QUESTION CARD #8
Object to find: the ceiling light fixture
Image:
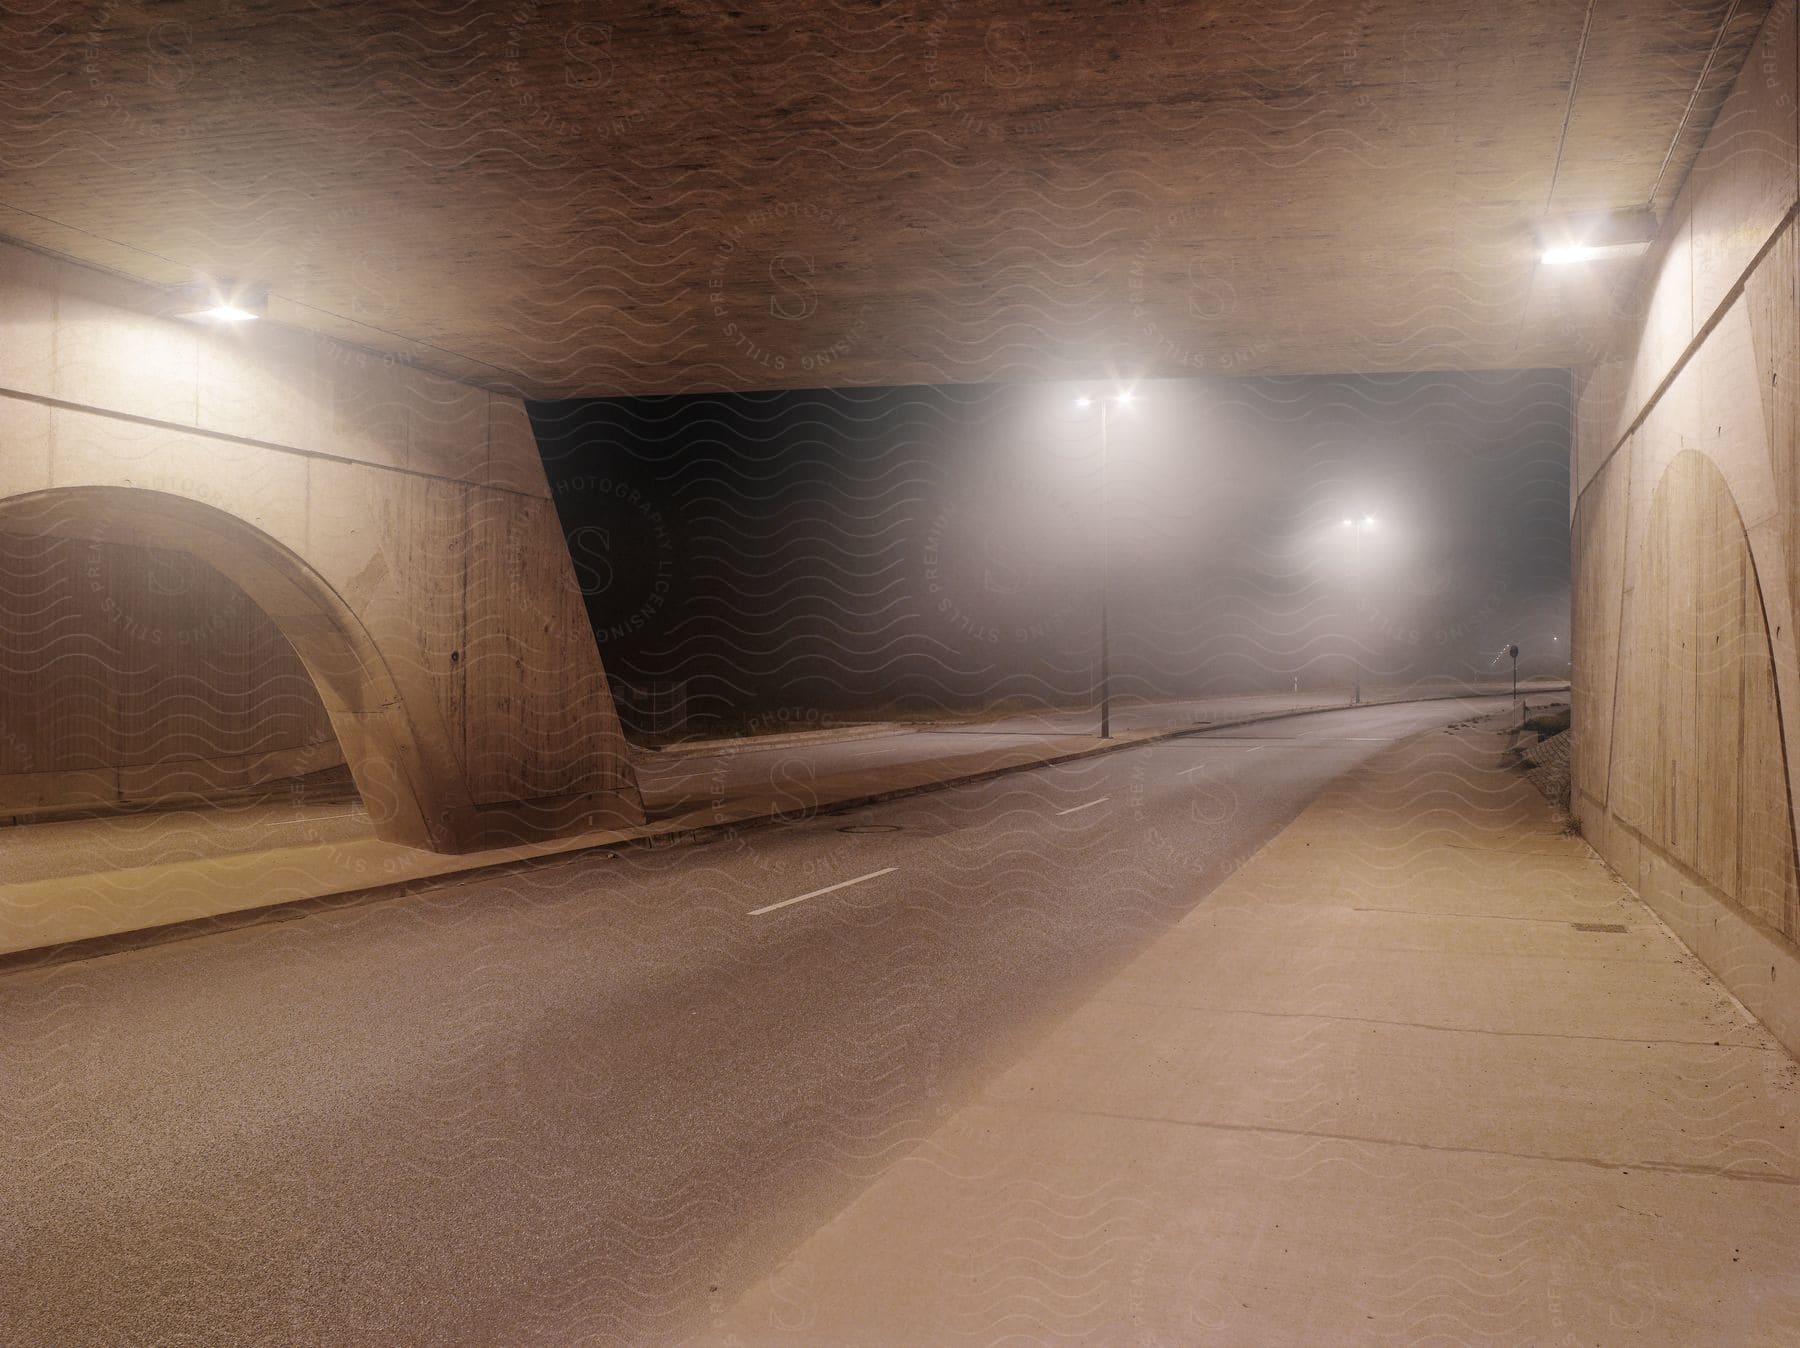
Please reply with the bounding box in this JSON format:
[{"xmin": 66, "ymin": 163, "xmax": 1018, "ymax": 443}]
[
  {"xmin": 1541, "ymin": 241, "xmax": 1650, "ymax": 265},
  {"xmin": 1536, "ymin": 208, "xmax": 1657, "ymax": 266},
  {"xmin": 170, "ymin": 279, "xmax": 268, "ymax": 324}
]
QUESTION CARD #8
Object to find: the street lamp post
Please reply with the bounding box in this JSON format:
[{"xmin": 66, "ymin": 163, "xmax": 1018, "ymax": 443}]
[
  {"xmin": 1341, "ymin": 514, "xmax": 1377, "ymax": 706},
  {"xmin": 1099, "ymin": 396, "xmax": 1111, "ymax": 739},
  {"xmin": 1075, "ymin": 391, "xmax": 1133, "ymax": 738}
]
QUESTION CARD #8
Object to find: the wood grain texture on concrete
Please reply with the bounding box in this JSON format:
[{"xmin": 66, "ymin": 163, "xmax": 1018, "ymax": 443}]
[
  {"xmin": 0, "ymin": 237, "xmax": 642, "ymax": 853},
  {"xmin": 1573, "ymin": 1, "xmax": 1800, "ymax": 1059},
  {"xmin": 0, "ymin": 1, "xmax": 1774, "ymax": 395},
  {"xmin": 705, "ymin": 718, "xmax": 1800, "ymax": 1346}
]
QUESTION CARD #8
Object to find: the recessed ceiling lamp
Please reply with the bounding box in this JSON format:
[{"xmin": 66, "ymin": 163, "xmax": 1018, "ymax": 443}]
[
  {"xmin": 172, "ymin": 279, "xmax": 267, "ymax": 323},
  {"xmin": 1537, "ymin": 209, "xmax": 1656, "ymax": 265},
  {"xmin": 1542, "ymin": 241, "xmax": 1651, "ymax": 265}
]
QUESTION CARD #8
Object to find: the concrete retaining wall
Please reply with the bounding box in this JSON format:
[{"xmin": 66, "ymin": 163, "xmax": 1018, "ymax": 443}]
[{"xmin": 1572, "ymin": 2, "xmax": 1800, "ymax": 1053}]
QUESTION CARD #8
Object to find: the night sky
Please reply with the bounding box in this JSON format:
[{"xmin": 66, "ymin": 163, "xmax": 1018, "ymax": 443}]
[{"xmin": 531, "ymin": 371, "xmax": 1570, "ymax": 734}]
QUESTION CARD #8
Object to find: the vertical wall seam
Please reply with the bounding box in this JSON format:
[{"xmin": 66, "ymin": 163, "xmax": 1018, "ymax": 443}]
[
  {"xmin": 45, "ymin": 287, "xmax": 56, "ymax": 482},
  {"xmin": 1605, "ymin": 447, "xmax": 1632, "ymax": 817},
  {"xmin": 460, "ymin": 482, "xmax": 471, "ymax": 785},
  {"xmin": 1737, "ymin": 537, "xmax": 1750, "ymax": 905}
]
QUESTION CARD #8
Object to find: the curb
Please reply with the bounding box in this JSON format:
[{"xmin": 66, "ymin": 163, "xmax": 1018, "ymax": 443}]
[
  {"xmin": 2, "ymin": 687, "xmax": 1563, "ymax": 972},
  {"xmin": 638, "ymin": 722, "xmax": 912, "ymax": 759}
]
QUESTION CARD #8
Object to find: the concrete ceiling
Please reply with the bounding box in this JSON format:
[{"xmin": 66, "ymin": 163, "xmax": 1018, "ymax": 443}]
[{"xmin": 0, "ymin": 1, "xmax": 1772, "ymax": 397}]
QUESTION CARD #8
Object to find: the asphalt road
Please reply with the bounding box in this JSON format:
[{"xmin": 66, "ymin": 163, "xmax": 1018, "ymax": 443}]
[{"xmin": 0, "ymin": 696, "xmax": 1517, "ymax": 1346}]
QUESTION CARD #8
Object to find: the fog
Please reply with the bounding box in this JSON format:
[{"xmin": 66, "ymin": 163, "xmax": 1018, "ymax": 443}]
[{"xmin": 533, "ymin": 371, "xmax": 1569, "ymax": 734}]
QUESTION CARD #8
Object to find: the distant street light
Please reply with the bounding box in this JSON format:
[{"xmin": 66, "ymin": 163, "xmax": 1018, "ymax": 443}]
[
  {"xmin": 1074, "ymin": 390, "xmax": 1136, "ymax": 738},
  {"xmin": 1340, "ymin": 514, "xmax": 1378, "ymax": 705}
]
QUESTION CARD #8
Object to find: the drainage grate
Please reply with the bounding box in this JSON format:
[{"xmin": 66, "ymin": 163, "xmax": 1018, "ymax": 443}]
[{"xmin": 1572, "ymin": 922, "xmax": 1630, "ymax": 933}]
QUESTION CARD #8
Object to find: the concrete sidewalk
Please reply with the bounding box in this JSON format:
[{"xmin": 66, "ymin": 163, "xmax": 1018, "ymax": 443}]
[
  {"xmin": 0, "ymin": 726, "xmax": 1123, "ymax": 956},
  {"xmin": 701, "ymin": 713, "xmax": 1800, "ymax": 1345},
  {"xmin": 0, "ymin": 685, "xmax": 1562, "ymax": 958}
]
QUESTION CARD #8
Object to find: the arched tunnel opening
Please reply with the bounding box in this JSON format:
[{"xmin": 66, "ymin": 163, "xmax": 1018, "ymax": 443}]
[
  {"xmin": 0, "ymin": 526, "xmax": 361, "ymax": 828},
  {"xmin": 0, "ymin": 486, "xmax": 447, "ymax": 853}
]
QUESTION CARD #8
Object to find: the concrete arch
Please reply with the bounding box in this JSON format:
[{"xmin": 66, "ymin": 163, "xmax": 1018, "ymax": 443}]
[
  {"xmin": 0, "ymin": 485, "xmax": 448, "ymax": 850},
  {"xmin": 0, "ymin": 238, "xmax": 640, "ymax": 879},
  {"xmin": 1608, "ymin": 448, "xmax": 1800, "ymax": 937}
]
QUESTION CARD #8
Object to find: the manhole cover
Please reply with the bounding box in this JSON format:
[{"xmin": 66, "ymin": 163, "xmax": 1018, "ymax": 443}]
[
  {"xmin": 837, "ymin": 824, "xmax": 903, "ymax": 834},
  {"xmin": 1571, "ymin": 922, "xmax": 1629, "ymax": 933}
]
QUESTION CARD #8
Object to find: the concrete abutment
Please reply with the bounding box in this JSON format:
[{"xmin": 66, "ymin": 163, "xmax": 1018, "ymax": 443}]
[
  {"xmin": 1572, "ymin": 1, "xmax": 1800, "ymax": 1056},
  {"xmin": 0, "ymin": 239, "xmax": 642, "ymax": 854}
]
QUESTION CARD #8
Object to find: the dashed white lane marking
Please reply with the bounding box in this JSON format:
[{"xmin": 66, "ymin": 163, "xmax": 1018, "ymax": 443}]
[
  {"xmin": 749, "ymin": 867, "xmax": 899, "ymax": 916},
  {"xmin": 1179, "ymin": 746, "xmax": 1265, "ymax": 773},
  {"xmin": 1056, "ymin": 797, "xmax": 1111, "ymax": 816}
]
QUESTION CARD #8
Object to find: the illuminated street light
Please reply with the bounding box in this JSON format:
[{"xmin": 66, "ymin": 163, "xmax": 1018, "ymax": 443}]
[{"xmin": 1072, "ymin": 391, "xmax": 1136, "ymax": 739}]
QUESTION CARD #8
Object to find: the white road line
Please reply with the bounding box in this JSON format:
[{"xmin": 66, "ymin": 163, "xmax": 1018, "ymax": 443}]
[
  {"xmin": 1179, "ymin": 746, "xmax": 1263, "ymax": 774},
  {"xmin": 1056, "ymin": 796, "xmax": 1110, "ymax": 816},
  {"xmin": 749, "ymin": 867, "xmax": 899, "ymax": 916}
]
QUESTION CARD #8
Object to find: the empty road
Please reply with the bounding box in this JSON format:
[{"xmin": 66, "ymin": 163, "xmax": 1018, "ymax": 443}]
[{"xmin": 2, "ymin": 696, "xmax": 1520, "ymax": 1346}]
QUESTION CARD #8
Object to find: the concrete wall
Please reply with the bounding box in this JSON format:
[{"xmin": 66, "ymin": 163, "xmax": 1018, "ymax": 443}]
[
  {"xmin": 1572, "ymin": 2, "xmax": 1800, "ymax": 1052},
  {"xmin": 0, "ymin": 238, "xmax": 642, "ymax": 853},
  {"xmin": 0, "ymin": 532, "xmax": 343, "ymax": 818}
]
